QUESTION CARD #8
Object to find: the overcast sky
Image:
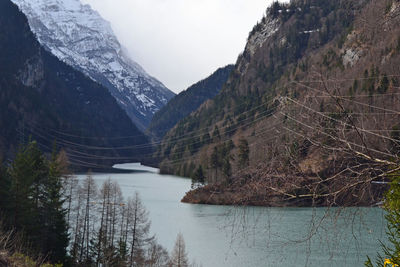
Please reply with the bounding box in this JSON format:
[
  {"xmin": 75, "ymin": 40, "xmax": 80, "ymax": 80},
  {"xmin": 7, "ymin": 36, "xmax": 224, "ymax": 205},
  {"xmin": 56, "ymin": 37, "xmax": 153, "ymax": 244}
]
[{"xmin": 81, "ymin": 0, "xmax": 282, "ymax": 93}]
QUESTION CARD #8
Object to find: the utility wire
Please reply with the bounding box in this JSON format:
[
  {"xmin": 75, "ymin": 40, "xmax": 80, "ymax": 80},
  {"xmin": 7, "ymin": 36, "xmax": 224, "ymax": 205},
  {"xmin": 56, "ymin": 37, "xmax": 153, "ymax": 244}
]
[{"xmin": 286, "ymin": 97, "xmax": 400, "ymax": 143}]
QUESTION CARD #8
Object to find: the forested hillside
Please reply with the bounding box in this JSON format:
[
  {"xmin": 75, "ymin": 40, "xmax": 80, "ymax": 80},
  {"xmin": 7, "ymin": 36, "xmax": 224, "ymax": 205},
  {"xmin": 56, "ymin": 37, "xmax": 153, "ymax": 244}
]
[
  {"xmin": 12, "ymin": 0, "xmax": 175, "ymax": 131},
  {"xmin": 0, "ymin": 141, "xmax": 174, "ymax": 266},
  {"xmin": 0, "ymin": 0, "xmax": 150, "ymax": 169},
  {"xmin": 148, "ymin": 65, "xmax": 234, "ymax": 139},
  {"xmin": 158, "ymin": 0, "xmax": 400, "ymax": 206}
]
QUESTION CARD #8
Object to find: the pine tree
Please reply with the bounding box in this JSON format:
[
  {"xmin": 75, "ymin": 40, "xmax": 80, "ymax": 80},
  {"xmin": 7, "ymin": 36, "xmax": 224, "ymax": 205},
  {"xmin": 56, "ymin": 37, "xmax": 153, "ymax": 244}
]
[
  {"xmin": 378, "ymin": 75, "xmax": 389, "ymax": 94},
  {"xmin": 8, "ymin": 142, "xmax": 44, "ymax": 232},
  {"xmin": 191, "ymin": 166, "xmax": 205, "ymax": 189},
  {"xmin": 0, "ymin": 161, "xmax": 11, "ymax": 222},
  {"xmin": 4, "ymin": 141, "xmax": 69, "ymax": 263},
  {"xmin": 220, "ymin": 141, "xmax": 234, "ymax": 182},
  {"xmin": 39, "ymin": 149, "xmax": 70, "ymax": 263},
  {"xmin": 222, "ymin": 156, "xmax": 232, "ymax": 180},
  {"xmin": 210, "ymin": 147, "xmax": 220, "ymax": 183},
  {"xmin": 365, "ymin": 172, "xmax": 400, "ymax": 266},
  {"xmin": 237, "ymin": 138, "xmax": 250, "ymax": 169}
]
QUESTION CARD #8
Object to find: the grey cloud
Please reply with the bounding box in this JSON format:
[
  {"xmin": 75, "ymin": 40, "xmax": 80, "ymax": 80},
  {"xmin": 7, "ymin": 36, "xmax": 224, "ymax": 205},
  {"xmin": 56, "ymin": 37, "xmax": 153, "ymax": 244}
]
[{"xmin": 81, "ymin": 0, "xmax": 284, "ymax": 93}]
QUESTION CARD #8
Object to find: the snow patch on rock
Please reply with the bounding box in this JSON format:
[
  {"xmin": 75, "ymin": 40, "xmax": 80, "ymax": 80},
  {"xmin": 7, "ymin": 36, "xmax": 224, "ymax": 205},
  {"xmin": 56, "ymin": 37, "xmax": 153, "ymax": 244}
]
[
  {"xmin": 18, "ymin": 55, "xmax": 44, "ymax": 87},
  {"xmin": 12, "ymin": 0, "xmax": 175, "ymax": 129},
  {"xmin": 341, "ymin": 31, "xmax": 365, "ymax": 68},
  {"xmin": 342, "ymin": 48, "xmax": 362, "ymax": 67},
  {"xmin": 246, "ymin": 17, "xmax": 279, "ymax": 55}
]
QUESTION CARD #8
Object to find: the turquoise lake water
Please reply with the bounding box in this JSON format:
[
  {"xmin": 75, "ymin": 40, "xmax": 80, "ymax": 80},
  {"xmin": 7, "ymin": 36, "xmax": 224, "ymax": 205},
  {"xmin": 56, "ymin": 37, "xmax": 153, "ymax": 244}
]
[{"xmin": 77, "ymin": 163, "xmax": 387, "ymax": 267}]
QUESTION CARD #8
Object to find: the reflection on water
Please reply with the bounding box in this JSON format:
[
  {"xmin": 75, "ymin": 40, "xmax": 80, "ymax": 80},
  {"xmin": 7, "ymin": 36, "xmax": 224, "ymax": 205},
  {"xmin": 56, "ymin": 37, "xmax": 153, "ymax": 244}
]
[{"xmin": 77, "ymin": 163, "xmax": 387, "ymax": 267}]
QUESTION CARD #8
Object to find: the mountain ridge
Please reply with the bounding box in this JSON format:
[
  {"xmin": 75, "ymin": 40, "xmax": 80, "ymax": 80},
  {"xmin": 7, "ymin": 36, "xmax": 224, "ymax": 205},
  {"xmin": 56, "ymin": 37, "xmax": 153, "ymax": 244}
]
[
  {"xmin": 0, "ymin": 0, "xmax": 150, "ymax": 168},
  {"xmin": 12, "ymin": 0, "xmax": 175, "ymax": 130},
  {"xmin": 149, "ymin": 65, "xmax": 234, "ymax": 139},
  {"xmin": 158, "ymin": 0, "xmax": 400, "ymax": 206}
]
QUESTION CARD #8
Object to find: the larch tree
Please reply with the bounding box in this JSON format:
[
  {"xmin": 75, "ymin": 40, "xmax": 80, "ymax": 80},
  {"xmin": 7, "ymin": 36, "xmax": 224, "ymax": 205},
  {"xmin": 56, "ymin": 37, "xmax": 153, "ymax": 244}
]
[
  {"xmin": 70, "ymin": 182, "xmax": 83, "ymax": 261},
  {"xmin": 127, "ymin": 192, "xmax": 154, "ymax": 267},
  {"xmin": 96, "ymin": 178, "xmax": 113, "ymax": 265},
  {"xmin": 170, "ymin": 233, "xmax": 189, "ymax": 267},
  {"xmin": 145, "ymin": 241, "xmax": 170, "ymax": 267},
  {"xmin": 78, "ymin": 172, "xmax": 98, "ymax": 264},
  {"xmin": 63, "ymin": 174, "xmax": 78, "ymax": 227},
  {"xmin": 101, "ymin": 179, "xmax": 124, "ymax": 265}
]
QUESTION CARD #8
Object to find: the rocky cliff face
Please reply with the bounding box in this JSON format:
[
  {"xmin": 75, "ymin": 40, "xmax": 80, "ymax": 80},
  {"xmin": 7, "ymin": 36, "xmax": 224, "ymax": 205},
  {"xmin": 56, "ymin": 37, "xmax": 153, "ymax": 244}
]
[
  {"xmin": 159, "ymin": 0, "xmax": 400, "ymax": 206},
  {"xmin": 0, "ymin": 0, "xmax": 150, "ymax": 167},
  {"xmin": 11, "ymin": 0, "xmax": 175, "ymax": 130}
]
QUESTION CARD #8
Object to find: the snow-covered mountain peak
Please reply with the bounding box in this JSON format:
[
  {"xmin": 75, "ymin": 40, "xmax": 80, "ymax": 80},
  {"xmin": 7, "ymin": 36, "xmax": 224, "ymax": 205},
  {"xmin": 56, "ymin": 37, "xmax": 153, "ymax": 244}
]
[
  {"xmin": 12, "ymin": 0, "xmax": 175, "ymax": 130},
  {"xmin": 27, "ymin": 0, "xmax": 85, "ymax": 12}
]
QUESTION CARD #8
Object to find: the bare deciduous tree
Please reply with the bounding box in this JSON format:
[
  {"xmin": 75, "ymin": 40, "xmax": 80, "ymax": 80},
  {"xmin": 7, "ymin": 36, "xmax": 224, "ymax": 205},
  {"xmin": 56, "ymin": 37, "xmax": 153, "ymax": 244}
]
[
  {"xmin": 127, "ymin": 192, "xmax": 154, "ymax": 267},
  {"xmin": 169, "ymin": 233, "xmax": 189, "ymax": 267}
]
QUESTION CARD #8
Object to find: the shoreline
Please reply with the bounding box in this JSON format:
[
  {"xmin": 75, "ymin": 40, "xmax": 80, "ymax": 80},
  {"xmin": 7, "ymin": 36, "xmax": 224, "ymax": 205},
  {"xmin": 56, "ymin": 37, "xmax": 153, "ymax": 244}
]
[{"xmin": 181, "ymin": 182, "xmax": 386, "ymax": 208}]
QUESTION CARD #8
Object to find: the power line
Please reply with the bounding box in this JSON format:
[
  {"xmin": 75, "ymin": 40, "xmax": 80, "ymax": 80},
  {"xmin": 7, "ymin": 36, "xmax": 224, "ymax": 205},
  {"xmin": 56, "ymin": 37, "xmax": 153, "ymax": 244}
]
[
  {"xmin": 15, "ymin": 74, "xmax": 400, "ymax": 170},
  {"xmin": 20, "ymin": 73, "xmax": 400, "ymax": 148},
  {"xmin": 280, "ymin": 111, "xmax": 395, "ymax": 159},
  {"xmin": 19, "ymin": 108, "xmax": 284, "ymax": 166},
  {"xmin": 24, "ymin": 103, "xmax": 279, "ymax": 152},
  {"xmin": 285, "ymin": 96, "xmax": 400, "ymax": 144},
  {"xmin": 25, "ymin": 87, "xmax": 279, "ymax": 142},
  {"xmin": 294, "ymin": 81, "xmax": 400, "ymax": 115}
]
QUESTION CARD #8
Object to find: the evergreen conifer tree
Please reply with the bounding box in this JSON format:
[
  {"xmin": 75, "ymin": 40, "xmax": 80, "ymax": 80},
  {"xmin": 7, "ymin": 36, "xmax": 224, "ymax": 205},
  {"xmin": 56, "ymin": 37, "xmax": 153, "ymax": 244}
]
[
  {"xmin": 366, "ymin": 172, "xmax": 400, "ymax": 266},
  {"xmin": 39, "ymin": 149, "xmax": 70, "ymax": 263},
  {"xmin": 191, "ymin": 166, "xmax": 205, "ymax": 189},
  {"xmin": 210, "ymin": 147, "xmax": 220, "ymax": 182},
  {"xmin": 5, "ymin": 141, "xmax": 69, "ymax": 263},
  {"xmin": 9, "ymin": 142, "xmax": 45, "ymax": 240},
  {"xmin": 0, "ymin": 161, "xmax": 11, "ymax": 222},
  {"xmin": 237, "ymin": 138, "xmax": 250, "ymax": 169}
]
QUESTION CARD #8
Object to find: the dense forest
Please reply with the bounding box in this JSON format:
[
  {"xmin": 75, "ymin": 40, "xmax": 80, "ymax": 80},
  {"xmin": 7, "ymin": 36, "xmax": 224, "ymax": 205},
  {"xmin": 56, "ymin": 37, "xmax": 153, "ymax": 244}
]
[
  {"xmin": 149, "ymin": 65, "xmax": 234, "ymax": 139},
  {"xmin": 0, "ymin": 0, "xmax": 150, "ymax": 169}
]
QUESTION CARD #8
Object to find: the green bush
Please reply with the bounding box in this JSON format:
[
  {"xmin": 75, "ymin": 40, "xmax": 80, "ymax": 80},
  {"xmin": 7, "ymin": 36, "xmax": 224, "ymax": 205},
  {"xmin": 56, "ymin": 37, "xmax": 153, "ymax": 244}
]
[{"xmin": 365, "ymin": 171, "xmax": 400, "ymax": 267}]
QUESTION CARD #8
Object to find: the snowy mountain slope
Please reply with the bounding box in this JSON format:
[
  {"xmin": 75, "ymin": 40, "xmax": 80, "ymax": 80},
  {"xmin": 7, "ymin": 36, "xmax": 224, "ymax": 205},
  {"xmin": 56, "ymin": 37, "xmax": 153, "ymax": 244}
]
[
  {"xmin": 0, "ymin": 0, "xmax": 151, "ymax": 165},
  {"xmin": 11, "ymin": 0, "xmax": 175, "ymax": 130}
]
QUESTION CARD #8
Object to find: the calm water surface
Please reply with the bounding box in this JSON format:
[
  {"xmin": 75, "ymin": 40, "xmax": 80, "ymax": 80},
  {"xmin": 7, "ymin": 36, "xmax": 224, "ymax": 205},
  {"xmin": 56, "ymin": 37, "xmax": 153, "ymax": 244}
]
[{"xmin": 77, "ymin": 163, "xmax": 386, "ymax": 267}]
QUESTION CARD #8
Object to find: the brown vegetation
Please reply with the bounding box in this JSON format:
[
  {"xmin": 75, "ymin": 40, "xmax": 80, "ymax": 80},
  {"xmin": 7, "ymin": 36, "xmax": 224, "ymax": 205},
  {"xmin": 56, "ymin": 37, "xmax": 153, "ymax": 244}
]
[
  {"xmin": 162, "ymin": 0, "xmax": 400, "ymax": 207},
  {"xmin": 0, "ymin": 225, "xmax": 56, "ymax": 267}
]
